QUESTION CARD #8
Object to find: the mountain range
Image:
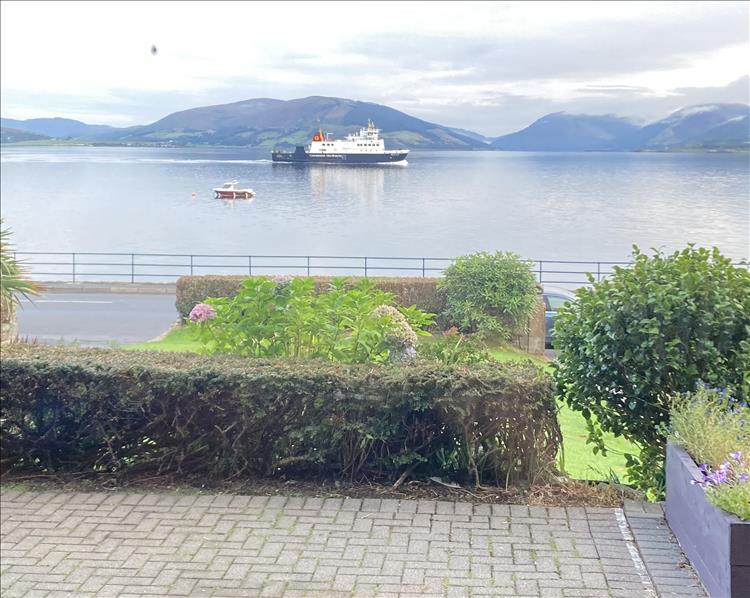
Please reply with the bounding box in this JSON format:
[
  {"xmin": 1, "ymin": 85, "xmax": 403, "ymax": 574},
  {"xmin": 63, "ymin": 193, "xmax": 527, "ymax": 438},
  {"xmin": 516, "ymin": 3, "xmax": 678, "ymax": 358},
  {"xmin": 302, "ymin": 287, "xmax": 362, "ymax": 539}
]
[
  {"xmin": 490, "ymin": 104, "xmax": 749, "ymax": 151},
  {"xmin": 2, "ymin": 97, "xmax": 748, "ymax": 151}
]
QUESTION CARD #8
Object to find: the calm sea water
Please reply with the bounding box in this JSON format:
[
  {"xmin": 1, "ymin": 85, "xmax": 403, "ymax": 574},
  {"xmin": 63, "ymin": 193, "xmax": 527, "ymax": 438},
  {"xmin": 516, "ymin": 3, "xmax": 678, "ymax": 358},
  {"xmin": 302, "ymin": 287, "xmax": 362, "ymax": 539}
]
[{"xmin": 1, "ymin": 146, "xmax": 748, "ymax": 268}]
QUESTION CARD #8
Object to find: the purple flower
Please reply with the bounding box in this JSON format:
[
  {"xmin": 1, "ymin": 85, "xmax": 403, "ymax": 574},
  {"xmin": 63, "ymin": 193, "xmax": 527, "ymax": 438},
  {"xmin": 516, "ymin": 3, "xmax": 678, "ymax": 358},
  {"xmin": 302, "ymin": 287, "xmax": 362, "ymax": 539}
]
[
  {"xmin": 707, "ymin": 469, "xmax": 730, "ymax": 486},
  {"xmin": 189, "ymin": 303, "xmax": 216, "ymax": 323},
  {"xmin": 740, "ymin": 474, "xmax": 749, "ymax": 483},
  {"xmin": 730, "ymin": 451, "xmax": 743, "ymax": 462}
]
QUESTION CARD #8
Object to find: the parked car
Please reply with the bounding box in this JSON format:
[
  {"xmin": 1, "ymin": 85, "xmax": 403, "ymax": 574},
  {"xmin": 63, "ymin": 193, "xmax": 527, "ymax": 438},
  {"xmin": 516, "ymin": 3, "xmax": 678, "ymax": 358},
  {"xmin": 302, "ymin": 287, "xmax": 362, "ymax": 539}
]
[{"xmin": 543, "ymin": 286, "xmax": 577, "ymax": 348}]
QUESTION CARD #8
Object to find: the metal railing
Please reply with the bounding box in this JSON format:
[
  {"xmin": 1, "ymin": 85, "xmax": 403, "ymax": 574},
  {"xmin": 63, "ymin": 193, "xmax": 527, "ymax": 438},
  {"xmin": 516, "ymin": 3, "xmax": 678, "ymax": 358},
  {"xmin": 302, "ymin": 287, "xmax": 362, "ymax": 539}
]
[{"xmin": 10, "ymin": 251, "xmax": 653, "ymax": 287}]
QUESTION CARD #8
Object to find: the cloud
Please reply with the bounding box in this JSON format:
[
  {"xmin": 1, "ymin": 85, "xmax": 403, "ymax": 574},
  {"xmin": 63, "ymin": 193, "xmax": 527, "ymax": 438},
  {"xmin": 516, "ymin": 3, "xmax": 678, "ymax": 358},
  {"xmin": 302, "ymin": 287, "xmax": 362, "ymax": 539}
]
[
  {"xmin": 340, "ymin": 5, "xmax": 748, "ymax": 82},
  {"xmin": 1, "ymin": 1, "xmax": 747, "ymax": 134}
]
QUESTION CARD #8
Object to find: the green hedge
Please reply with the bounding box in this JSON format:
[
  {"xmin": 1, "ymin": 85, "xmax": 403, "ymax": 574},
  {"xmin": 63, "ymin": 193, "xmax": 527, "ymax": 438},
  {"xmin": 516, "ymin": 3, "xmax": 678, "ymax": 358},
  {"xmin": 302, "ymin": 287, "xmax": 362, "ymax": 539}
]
[
  {"xmin": 0, "ymin": 345, "xmax": 560, "ymax": 486},
  {"xmin": 175, "ymin": 275, "xmax": 446, "ymax": 321}
]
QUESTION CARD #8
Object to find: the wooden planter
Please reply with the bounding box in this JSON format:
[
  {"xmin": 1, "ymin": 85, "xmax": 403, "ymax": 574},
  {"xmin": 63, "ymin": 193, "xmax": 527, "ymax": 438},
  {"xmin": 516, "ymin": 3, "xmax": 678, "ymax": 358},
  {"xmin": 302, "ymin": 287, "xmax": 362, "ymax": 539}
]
[{"xmin": 666, "ymin": 442, "xmax": 750, "ymax": 598}]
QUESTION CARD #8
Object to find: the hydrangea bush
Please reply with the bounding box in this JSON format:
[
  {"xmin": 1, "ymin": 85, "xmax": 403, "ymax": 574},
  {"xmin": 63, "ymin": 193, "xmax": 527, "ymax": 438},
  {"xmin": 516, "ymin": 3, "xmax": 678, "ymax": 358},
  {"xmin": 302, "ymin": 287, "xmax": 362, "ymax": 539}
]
[
  {"xmin": 189, "ymin": 276, "xmax": 434, "ymax": 364},
  {"xmin": 188, "ymin": 303, "xmax": 216, "ymax": 323}
]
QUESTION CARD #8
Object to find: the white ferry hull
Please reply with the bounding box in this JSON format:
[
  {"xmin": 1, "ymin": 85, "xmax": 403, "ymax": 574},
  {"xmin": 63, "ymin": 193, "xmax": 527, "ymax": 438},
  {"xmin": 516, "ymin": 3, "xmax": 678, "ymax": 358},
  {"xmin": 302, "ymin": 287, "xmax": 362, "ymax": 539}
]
[{"xmin": 272, "ymin": 147, "xmax": 409, "ymax": 164}]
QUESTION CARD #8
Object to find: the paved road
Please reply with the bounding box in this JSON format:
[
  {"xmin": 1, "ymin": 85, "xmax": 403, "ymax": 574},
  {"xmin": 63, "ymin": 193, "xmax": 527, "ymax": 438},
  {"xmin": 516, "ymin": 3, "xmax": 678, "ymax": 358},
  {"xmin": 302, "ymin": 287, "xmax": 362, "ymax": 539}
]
[
  {"xmin": 16, "ymin": 293, "xmax": 178, "ymax": 346},
  {"xmin": 0, "ymin": 490, "xmax": 704, "ymax": 598}
]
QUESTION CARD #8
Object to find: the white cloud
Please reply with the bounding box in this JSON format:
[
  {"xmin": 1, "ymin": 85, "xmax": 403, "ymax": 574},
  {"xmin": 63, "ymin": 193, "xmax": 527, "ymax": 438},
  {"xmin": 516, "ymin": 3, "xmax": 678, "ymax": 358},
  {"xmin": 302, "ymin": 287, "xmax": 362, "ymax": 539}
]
[{"xmin": 1, "ymin": 0, "xmax": 748, "ymax": 133}]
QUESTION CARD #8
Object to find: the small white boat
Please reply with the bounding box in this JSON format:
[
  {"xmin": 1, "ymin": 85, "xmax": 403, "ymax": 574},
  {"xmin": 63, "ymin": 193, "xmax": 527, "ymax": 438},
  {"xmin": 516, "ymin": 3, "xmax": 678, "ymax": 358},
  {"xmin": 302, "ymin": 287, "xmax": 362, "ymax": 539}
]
[{"xmin": 213, "ymin": 180, "xmax": 254, "ymax": 199}]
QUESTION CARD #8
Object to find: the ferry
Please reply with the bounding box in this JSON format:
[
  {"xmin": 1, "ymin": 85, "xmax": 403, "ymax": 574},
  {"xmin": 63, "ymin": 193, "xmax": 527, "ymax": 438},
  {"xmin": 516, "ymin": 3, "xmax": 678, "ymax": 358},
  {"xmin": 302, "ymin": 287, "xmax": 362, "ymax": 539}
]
[{"xmin": 272, "ymin": 120, "xmax": 409, "ymax": 164}]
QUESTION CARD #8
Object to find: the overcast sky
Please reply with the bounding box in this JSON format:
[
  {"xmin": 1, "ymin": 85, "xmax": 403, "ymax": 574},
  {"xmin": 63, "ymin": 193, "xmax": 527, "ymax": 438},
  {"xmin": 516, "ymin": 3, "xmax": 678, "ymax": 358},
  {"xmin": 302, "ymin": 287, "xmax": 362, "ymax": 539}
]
[{"xmin": 1, "ymin": 0, "xmax": 748, "ymax": 135}]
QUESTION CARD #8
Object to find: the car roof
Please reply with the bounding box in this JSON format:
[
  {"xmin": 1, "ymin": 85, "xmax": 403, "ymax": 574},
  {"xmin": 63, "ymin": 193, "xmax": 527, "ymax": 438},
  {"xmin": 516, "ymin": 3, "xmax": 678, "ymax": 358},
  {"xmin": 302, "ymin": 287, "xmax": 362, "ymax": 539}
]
[{"xmin": 542, "ymin": 286, "xmax": 578, "ymax": 299}]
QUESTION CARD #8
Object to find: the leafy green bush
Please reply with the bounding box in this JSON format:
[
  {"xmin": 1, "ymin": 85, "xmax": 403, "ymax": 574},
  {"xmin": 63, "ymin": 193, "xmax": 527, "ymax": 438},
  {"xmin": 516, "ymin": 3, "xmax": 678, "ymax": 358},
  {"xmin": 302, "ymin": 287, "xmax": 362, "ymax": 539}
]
[
  {"xmin": 438, "ymin": 251, "xmax": 538, "ymax": 339},
  {"xmin": 417, "ymin": 329, "xmax": 494, "ymax": 365},
  {"xmin": 0, "ymin": 344, "xmax": 561, "ymax": 487},
  {"xmin": 189, "ymin": 277, "xmax": 433, "ymax": 364},
  {"xmin": 554, "ymin": 246, "xmax": 750, "ymax": 497},
  {"xmin": 176, "ymin": 275, "xmax": 446, "ymax": 321}
]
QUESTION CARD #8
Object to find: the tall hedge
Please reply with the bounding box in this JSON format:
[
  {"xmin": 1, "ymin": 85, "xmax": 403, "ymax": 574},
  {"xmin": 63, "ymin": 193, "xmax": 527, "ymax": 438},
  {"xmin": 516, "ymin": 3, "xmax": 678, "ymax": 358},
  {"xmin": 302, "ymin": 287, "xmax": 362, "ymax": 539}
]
[
  {"xmin": 0, "ymin": 345, "xmax": 560, "ymax": 486},
  {"xmin": 175, "ymin": 275, "xmax": 446, "ymax": 321}
]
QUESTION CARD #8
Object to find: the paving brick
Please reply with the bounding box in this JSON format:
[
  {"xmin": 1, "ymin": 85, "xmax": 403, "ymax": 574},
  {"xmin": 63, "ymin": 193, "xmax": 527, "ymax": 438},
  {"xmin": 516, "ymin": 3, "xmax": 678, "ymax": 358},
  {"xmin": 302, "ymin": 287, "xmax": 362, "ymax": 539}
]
[{"xmin": 1, "ymin": 490, "xmax": 709, "ymax": 598}]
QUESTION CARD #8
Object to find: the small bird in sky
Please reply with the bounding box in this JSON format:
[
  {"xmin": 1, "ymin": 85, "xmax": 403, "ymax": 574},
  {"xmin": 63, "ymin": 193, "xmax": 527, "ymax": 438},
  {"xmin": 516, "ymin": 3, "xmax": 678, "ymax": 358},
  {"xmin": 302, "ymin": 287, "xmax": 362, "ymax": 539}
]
[{"xmin": 151, "ymin": 45, "xmax": 158, "ymax": 56}]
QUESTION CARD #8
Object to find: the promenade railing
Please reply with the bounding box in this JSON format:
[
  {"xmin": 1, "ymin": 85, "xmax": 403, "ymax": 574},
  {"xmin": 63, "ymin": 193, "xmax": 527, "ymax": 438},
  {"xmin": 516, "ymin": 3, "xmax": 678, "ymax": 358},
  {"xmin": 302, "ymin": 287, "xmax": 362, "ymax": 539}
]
[
  {"xmin": 12, "ymin": 251, "xmax": 749, "ymax": 288},
  {"xmin": 11, "ymin": 251, "xmax": 641, "ymax": 287}
]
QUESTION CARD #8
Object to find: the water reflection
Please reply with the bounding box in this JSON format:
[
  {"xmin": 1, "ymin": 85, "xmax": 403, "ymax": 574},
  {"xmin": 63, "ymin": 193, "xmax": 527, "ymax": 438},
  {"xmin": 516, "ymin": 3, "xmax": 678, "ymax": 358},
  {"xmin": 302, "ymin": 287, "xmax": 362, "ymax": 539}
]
[{"xmin": 307, "ymin": 165, "xmax": 386, "ymax": 206}]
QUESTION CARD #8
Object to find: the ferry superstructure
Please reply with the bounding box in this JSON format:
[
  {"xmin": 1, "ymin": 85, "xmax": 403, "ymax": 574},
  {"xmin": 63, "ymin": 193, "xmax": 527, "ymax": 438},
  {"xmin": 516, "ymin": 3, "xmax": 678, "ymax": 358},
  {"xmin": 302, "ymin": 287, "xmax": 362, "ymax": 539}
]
[{"xmin": 272, "ymin": 120, "xmax": 408, "ymax": 164}]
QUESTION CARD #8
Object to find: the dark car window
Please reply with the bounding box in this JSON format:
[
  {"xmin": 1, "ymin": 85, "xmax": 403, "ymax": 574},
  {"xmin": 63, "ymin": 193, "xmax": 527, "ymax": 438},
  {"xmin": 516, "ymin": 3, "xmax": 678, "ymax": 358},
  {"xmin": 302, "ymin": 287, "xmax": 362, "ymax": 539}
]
[{"xmin": 546, "ymin": 295, "xmax": 570, "ymax": 312}]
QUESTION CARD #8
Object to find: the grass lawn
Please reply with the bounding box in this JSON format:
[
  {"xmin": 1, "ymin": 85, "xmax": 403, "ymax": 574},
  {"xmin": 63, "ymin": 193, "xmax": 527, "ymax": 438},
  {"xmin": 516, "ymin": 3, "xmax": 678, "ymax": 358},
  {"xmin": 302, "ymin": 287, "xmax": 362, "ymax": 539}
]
[
  {"xmin": 127, "ymin": 329, "xmax": 637, "ymax": 484},
  {"xmin": 488, "ymin": 345, "xmax": 636, "ymax": 483},
  {"xmin": 125, "ymin": 327, "xmax": 202, "ymax": 352}
]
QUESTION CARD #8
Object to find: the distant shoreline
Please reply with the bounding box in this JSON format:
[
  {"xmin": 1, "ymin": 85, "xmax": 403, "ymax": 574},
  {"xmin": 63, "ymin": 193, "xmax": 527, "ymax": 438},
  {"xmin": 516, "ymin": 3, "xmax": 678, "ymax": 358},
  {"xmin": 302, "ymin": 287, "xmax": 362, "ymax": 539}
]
[{"xmin": 1, "ymin": 140, "xmax": 748, "ymax": 154}]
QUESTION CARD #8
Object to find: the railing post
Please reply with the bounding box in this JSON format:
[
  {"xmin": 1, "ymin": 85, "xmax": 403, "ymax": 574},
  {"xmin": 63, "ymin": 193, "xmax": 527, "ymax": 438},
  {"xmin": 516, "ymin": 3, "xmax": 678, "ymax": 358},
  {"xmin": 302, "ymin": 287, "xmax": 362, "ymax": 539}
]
[
  {"xmin": 190, "ymin": 255, "xmax": 194, "ymax": 276},
  {"xmin": 306, "ymin": 256, "xmax": 310, "ymax": 276},
  {"xmin": 72, "ymin": 253, "xmax": 76, "ymax": 282},
  {"xmin": 131, "ymin": 253, "xmax": 135, "ymax": 283},
  {"xmin": 597, "ymin": 262, "xmax": 601, "ymax": 282},
  {"xmin": 364, "ymin": 256, "xmax": 368, "ymax": 277},
  {"xmin": 422, "ymin": 258, "xmax": 426, "ymax": 277},
  {"xmin": 248, "ymin": 256, "xmax": 252, "ymax": 276},
  {"xmin": 538, "ymin": 260, "xmax": 543, "ymax": 283}
]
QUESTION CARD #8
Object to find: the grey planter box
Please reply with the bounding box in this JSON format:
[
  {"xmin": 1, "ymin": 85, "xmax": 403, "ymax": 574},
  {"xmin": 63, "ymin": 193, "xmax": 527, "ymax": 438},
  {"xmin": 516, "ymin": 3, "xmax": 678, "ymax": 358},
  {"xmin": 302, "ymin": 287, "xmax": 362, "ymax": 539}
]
[{"xmin": 666, "ymin": 442, "xmax": 750, "ymax": 598}]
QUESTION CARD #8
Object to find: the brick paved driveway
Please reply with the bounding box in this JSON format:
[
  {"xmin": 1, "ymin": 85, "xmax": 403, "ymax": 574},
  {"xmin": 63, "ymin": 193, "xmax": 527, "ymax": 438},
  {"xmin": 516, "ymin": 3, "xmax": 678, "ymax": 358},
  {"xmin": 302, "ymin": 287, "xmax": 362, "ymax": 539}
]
[{"xmin": 0, "ymin": 490, "xmax": 705, "ymax": 597}]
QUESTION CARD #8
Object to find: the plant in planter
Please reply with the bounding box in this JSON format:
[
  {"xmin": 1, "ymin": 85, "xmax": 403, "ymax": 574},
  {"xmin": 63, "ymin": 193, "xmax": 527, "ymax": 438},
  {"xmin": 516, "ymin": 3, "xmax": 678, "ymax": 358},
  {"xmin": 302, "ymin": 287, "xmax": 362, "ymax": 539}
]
[
  {"xmin": 666, "ymin": 386, "xmax": 750, "ymax": 598},
  {"xmin": 693, "ymin": 451, "xmax": 750, "ymax": 521}
]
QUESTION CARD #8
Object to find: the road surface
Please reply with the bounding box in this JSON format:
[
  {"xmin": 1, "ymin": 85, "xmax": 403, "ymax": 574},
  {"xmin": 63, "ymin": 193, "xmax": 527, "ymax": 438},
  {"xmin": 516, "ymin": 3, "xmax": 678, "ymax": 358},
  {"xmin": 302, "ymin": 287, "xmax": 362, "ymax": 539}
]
[{"xmin": 16, "ymin": 293, "xmax": 178, "ymax": 347}]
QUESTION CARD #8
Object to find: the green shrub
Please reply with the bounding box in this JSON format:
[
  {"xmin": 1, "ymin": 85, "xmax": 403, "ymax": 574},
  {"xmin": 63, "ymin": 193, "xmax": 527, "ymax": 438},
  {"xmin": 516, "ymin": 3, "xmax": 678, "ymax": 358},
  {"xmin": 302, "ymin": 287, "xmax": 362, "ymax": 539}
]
[
  {"xmin": 438, "ymin": 251, "xmax": 538, "ymax": 339},
  {"xmin": 417, "ymin": 329, "xmax": 494, "ymax": 365},
  {"xmin": 0, "ymin": 344, "xmax": 561, "ymax": 487},
  {"xmin": 190, "ymin": 277, "xmax": 434, "ymax": 364},
  {"xmin": 554, "ymin": 246, "xmax": 750, "ymax": 497},
  {"xmin": 176, "ymin": 275, "xmax": 445, "ymax": 321}
]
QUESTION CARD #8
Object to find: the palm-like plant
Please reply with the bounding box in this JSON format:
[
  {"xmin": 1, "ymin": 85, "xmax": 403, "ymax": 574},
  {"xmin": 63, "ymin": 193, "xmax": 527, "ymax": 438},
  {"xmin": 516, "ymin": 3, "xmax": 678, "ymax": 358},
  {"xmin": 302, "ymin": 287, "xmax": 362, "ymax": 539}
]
[{"xmin": 0, "ymin": 221, "xmax": 40, "ymax": 323}]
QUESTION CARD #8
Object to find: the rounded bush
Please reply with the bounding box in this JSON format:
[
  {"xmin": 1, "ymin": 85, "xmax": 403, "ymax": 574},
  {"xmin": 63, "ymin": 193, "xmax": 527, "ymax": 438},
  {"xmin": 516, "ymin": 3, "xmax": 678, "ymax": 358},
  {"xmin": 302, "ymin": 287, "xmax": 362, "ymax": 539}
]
[
  {"xmin": 438, "ymin": 251, "xmax": 538, "ymax": 339},
  {"xmin": 553, "ymin": 246, "xmax": 750, "ymax": 496}
]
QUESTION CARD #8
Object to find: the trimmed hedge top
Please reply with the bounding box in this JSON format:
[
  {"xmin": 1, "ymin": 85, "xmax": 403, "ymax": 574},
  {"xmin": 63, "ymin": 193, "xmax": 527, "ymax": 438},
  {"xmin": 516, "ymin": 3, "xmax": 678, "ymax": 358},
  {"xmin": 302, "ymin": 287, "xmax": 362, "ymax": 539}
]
[
  {"xmin": 175, "ymin": 275, "xmax": 446, "ymax": 320},
  {"xmin": 1, "ymin": 344, "xmax": 560, "ymax": 487}
]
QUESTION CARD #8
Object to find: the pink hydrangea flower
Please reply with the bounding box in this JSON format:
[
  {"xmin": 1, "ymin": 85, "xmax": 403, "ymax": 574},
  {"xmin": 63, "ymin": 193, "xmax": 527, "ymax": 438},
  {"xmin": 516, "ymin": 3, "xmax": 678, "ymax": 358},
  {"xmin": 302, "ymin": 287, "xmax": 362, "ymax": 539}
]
[{"xmin": 189, "ymin": 303, "xmax": 216, "ymax": 323}]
